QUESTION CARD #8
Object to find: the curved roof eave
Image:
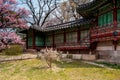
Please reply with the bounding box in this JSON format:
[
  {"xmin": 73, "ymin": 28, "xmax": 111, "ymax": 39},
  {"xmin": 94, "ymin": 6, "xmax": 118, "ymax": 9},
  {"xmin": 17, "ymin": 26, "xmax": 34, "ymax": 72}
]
[
  {"xmin": 20, "ymin": 18, "xmax": 94, "ymax": 33},
  {"xmin": 76, "ymin": 0, "xmax": 112, "ymax": 17},
  {"xmin": 41, "ymin": 18, "xmax": 94, "ymax": 32}
]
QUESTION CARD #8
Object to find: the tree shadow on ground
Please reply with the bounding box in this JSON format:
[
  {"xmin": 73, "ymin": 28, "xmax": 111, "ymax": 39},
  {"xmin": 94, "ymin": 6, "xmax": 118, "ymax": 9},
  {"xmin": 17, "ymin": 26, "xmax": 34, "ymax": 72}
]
[{"xmin": 32, "ymin": 66, "xmax": 50, "ymax": 70}]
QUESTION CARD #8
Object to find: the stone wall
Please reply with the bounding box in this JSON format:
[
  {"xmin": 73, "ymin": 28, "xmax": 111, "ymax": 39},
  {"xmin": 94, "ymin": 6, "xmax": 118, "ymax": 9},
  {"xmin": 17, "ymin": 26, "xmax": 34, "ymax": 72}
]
[
  {"xmin": 61, "ymin": 50, "xmax": 96, "ymax": 60},
  {"xmin": 95, "ymin": 41, "xmax": 120, "ymax": 63},
  {"xmin": 62, "ymin": 54, "xmax": 96, "ymax": 60}
]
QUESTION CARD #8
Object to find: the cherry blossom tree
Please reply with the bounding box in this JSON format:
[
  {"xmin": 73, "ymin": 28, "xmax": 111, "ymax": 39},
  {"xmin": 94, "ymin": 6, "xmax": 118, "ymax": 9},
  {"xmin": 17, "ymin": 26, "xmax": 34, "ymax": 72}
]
[
  {"xmin": 0, "ymin": 32, "xmax": 24, "ymax": 50},
  {"xmin": 0, "ymin": 0, "xmax": 29, "ymax": 28},
  {"xmin": 0, "ymin": 0, "xmax": 29, "ymax": 50}
]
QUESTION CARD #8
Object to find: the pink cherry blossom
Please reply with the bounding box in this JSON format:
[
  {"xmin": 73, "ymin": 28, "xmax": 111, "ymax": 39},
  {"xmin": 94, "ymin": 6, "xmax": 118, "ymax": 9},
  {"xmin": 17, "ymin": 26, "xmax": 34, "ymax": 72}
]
[
  {"xmin": 0, "ymin": 0, "xmax": 28, "ymax": 50},
  {"xmin": 0, "ymin": 0, "xmax": 3, "ymax": 5},
  {"xmin": 9, "ymin": 0, "xmax": 16, "ymax": 4},
  {"xmin": 0, "ymin": 0, "xmax": 29, "ymax": 29},
  {"xmin": 0, "ymin": 32, "xmax": 24, "ymax": 49},
  {"xmin": 18, "ymin": 8, "xmax": 30, "ymax": 16}
]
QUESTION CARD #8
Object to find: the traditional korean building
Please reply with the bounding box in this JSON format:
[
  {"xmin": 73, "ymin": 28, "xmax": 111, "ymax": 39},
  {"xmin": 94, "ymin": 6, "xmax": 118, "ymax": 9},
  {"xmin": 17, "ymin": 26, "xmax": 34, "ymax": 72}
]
[{"xmin": 21, "ymin": 0, "xmax": 120, "ymax": 60}]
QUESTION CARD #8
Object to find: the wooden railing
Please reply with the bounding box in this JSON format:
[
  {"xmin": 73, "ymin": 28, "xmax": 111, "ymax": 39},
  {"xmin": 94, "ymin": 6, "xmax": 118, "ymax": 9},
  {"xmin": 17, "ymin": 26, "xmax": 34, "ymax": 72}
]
[
  {"xmin": 56, "ymin": 32, "xmax": 90, "ymax": 50},
  {"xmin": 91, "ymin": 23, "xmax": 120, "ymax": 42}
]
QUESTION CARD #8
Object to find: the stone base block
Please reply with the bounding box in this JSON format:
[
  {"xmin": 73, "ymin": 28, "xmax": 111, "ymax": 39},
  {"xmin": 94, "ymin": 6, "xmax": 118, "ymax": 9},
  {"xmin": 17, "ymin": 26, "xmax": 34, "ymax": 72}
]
[
  {"xmin": 61, "ymin": 54, "xmax": 96, "ymax": 60},
  {"xmin": 82, "ymin": 54, "xmax": 96, "ymax": 61},
  {"xmin": 72, "ymin": 54, "xmax": 82, "ymax": 60}
]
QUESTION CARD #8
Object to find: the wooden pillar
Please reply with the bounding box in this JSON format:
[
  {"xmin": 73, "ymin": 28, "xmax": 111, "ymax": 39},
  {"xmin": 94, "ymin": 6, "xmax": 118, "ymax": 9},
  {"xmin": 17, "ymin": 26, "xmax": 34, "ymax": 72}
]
[
  {"xmin": 113, "ymin": 40, "xmax": 117, "ymax": 50},
  {"xmin": 113, "ymin": 0, "xmax": 117, "ymax": 28},
  {"xmin": 44, "ymin": 34, "xmax": 46, "ymax": 47},
  {"xmin": 52, "ymin": 31, "xmax": 55, "ymax": 48},
  {"xmin": 77, "ymin": 28, "xmax": 80, "ymax": 42},
  {"xmin": 26, "ymin": 30, "xmax": 28, "ymax": 49},
  {"xmin": 96, "ymin": 11, "xmax": 98, "ymax": 38},
  {"xmin": 113, "ymin": 0, "xmax": 117, "ymax": 50},
  {"xmin": 32, "ymin": 29, "xmax": 36, "ymax": 49},
  {"xmin": 96, "ymin": 14, "xmax": 98, "ymax": 26},
  {"xmin": 64, "ymin": 29, "xmax": 66, "ymax": 43}
]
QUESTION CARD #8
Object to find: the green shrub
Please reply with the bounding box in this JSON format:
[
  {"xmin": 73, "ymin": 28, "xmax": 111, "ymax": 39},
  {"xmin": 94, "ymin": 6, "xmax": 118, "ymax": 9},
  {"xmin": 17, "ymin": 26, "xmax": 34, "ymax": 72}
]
[{"xmin": 3, "ymin": 45, "xmax": 23, "ymax": 55}]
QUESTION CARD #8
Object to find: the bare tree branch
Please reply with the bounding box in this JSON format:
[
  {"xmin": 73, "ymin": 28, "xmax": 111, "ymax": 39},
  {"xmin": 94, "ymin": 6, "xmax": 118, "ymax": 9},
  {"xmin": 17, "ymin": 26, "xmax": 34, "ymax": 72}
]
[
  {"xmin": 51, "ymin": 0, "xmax": 91, "ymax": 22},
  {"xmin": 21, "ymin": 0, "xmax": 59, "ymax": 28}
]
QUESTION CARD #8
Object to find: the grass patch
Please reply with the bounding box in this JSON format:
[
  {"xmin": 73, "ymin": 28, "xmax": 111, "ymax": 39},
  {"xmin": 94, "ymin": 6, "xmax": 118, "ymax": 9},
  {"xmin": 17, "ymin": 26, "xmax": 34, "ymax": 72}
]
[
  {"xmin": 95, "ymin": 62, "xmax": 120, "ymax": 69},
  {"xmin": 0, "ymin": 59, "xmax": 120, "ymax": 80}
]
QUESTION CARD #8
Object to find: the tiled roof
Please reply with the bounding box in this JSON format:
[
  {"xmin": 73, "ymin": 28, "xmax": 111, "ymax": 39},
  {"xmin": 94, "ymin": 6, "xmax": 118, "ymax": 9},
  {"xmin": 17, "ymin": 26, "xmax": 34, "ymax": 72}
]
[
  {"xmin": 32, "ymin": 18, "xmax": 94, "ymax": 32},
  {"xmin": 76, "ymin": 0, "xmax": 111, "ymax": 17},
  {"xmin": 77, "ymin": 0, "xmax": 96, "ymax": 10}
]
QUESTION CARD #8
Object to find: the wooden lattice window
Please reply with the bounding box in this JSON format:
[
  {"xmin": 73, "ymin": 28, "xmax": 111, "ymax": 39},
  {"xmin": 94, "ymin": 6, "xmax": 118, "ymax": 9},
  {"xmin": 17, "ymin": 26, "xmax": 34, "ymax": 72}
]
[
  {"xmin": 107, "ymin": 12, "xmax": 113, "ymax": 24},
  {"xmin": 55, "ymin": 34, "xmax": 63, "ymax": 44},
  {"xmin": 117, "ymin": 9, "xmax": 120, "ymax": 22},
  {"xmin": 66, "ymin": 32, "xmax": 77, "ymax": 43},
  {"xmin": 35, "ymin": 35, "xmax": 44, "ymax": 46},
  {"xmin": 98, "ymin": 15, "xmax": 103, "ymax": 27},
  {"xmin": 28, "ymin": 29, "xmax": 33, "ymax": 47},
  {"xmin": 98, "ymin": 11, "xmax": 113, "ymax": 27},
  {"xmin": 117, "ymin": 0, "xmax": 120, "ymax": 8},
  {"xmin": 80, "ymin": 30, "xmax": 89, "ymax": 40},
  {"xmin": 45, "ymin": 35, "xmax": 52, "ymax": 46},
  {"xmin": 28, "ymin": 37, "xmax": 32, "ymax": 47}
]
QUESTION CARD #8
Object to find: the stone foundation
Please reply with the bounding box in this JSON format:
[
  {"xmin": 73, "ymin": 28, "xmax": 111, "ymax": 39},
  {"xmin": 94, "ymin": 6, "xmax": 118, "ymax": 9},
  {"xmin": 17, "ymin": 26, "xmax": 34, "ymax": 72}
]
[
  {"xmin": 72, "ymin": 54, "xmax": 82, "ymax": 60},
  {"xmin": 82, "ymin": 54, "xmax": 96, "ymax": 60},
  {"xmin": 95, "ymin": 41, "xmax": 120, "ymax": 63},
  {"xmin": 62, "ymin": 54, "xmax": 96, "ymax": 60},
  {"xmin": 61, "ymin": 50, "xmax": 96, "ymax": 60},
  {"xmin": 65, "ymin": 50, "xmax": 89, "ymax": 54}
]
